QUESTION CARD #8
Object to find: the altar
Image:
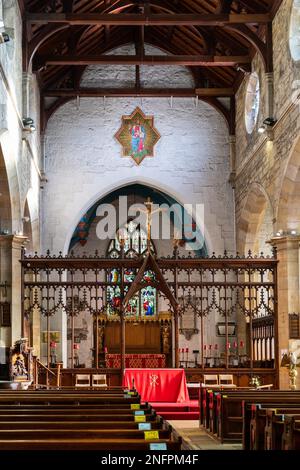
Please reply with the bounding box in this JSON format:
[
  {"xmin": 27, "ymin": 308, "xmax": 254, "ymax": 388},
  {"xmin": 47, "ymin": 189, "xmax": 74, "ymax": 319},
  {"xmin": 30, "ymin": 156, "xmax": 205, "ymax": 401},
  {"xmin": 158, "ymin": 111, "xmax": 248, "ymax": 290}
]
[
  {"xmin": 105, "ymin": 354, "xmax": 166, "ymax": 369},
  {"xmin": 123, "ymin": 368, "xmax": 189, "ymax": 402}
]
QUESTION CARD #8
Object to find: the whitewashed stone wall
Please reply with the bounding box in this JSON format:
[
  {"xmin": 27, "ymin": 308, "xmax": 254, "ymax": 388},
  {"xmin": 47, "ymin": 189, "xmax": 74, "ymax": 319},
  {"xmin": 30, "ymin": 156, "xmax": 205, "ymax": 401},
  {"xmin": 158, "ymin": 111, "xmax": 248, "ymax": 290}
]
[
  {"xmin": 82, "ymin": 44, "xmax": 195, "ymax": 89},
  {"xmin": 43, "ymin": 45, "xmax": 234, "ymax": 257}
]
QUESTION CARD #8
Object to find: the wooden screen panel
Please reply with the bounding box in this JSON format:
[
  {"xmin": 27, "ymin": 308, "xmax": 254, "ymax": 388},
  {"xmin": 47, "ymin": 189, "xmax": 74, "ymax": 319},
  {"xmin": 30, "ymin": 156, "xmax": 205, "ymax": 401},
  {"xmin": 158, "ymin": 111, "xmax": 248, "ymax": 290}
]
[
  {"xmin": 289, "ymin": 313, "xmax": 300, "ymax": 339},
  {"xmin": 0, "ymin": 302, "xmax": 11, "ymax": 327},
  {"xmin": 105, "ymin": 322, "xmax": 161, "ymax": 353}
]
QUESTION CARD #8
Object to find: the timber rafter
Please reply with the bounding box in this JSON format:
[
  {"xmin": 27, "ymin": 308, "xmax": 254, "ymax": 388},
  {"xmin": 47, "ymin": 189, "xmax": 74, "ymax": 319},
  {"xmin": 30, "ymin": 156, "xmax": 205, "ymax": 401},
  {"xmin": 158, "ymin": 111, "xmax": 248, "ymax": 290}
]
[{"xmin": 22, "ymin": 0, "xmax": 283, "ymax": 130}]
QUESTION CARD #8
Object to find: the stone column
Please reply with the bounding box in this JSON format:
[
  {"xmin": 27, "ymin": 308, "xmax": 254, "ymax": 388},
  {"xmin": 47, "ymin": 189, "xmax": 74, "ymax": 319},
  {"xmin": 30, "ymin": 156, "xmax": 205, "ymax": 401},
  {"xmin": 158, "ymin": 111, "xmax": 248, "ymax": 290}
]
[
  {"xmin": 265, "ymin": 72, "xmax": 274, "ymax": 120},
  {"xmin": 11, "ymin": 235, "xmax": 28, "ymax": 344},
  {"xmin": 0, "ymin": 235, "xmax": 13, "ymax": 349},
  {"xmin": 22, "ymin": 72, "xmax": 33, "ymax": 118},
  {"xmin": 269, "ymin": 236, "xmax": 300, "ymax": 389},
  {"xmin": 0, "ymin": 235, "xmax": 27, "ymax": 347},
  {"xmin": 229, "ymin": 135, "xmax": 236, "ymax": 188}
]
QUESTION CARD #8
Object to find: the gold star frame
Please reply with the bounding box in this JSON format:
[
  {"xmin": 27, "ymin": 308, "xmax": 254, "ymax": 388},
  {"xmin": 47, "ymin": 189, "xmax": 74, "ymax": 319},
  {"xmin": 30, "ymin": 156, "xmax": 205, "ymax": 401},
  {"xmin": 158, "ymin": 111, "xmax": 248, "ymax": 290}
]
[{"xmin": 115, "ymin": 107, "xmax": 161, "ymax": 165}]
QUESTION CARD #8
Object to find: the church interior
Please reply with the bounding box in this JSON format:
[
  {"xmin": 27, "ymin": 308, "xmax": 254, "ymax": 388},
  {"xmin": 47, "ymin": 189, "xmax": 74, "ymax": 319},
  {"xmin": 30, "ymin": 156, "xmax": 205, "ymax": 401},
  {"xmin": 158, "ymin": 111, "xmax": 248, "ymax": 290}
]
[{"xmin": 1, "ymin": 0, "xmax": 300, "ymax": 454}]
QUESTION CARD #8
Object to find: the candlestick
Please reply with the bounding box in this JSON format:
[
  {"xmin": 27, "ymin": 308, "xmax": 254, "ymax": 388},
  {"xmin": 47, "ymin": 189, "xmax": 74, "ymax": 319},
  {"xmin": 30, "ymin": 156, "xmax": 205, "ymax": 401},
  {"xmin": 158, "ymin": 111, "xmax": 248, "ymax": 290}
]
[{"xmin": 185, "ymin": 348, "xmax": 189, "ymax": 365}]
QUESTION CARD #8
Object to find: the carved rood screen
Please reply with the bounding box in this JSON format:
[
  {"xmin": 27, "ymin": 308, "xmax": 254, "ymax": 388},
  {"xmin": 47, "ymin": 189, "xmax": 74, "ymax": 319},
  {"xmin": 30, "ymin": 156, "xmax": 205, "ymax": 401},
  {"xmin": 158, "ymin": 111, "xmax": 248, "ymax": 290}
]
[{"xmin": 21, "ymin": 249, "xmax": 278, "ymax": 370}]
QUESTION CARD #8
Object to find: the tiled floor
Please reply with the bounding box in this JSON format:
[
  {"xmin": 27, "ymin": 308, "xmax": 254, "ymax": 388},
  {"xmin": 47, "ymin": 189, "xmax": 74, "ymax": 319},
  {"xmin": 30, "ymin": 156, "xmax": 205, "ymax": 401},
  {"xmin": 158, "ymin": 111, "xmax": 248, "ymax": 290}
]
[{"xmin": 168, "ymin": 420, "xmax": 242, "ymax": 450}]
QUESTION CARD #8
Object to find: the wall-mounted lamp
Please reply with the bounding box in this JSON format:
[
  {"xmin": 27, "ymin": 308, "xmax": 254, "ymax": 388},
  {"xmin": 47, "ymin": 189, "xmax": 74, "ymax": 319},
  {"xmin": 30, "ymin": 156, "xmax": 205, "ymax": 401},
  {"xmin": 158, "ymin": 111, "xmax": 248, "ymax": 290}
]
[
  {"xmin": 0, "ymin": 30, "xmax": 9, "ymax": 44},
  {"xmin": 258, "ymin": 117, "xmax": 277, "ymax": 140},
  {"xmin": 0, "ymin": 17, "xmax": 14, "ymax": 44},
  {"xmin": 22, "ymin": 117, "xmax": 36, "ymax": 132},
  {"xmin": 275, "ymin": 229, "xmax": 299, "ymax": 237},
  {"xmin": 258, "ymin": 124, "xmax": 267, "ymax": 134}
]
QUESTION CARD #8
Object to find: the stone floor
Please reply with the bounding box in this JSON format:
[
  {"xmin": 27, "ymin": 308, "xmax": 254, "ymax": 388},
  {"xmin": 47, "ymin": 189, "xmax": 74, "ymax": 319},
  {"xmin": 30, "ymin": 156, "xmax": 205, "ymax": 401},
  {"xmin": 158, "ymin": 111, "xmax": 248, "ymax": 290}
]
[{"xmin": 168, "ymin": 420, "xmax": 243, "ymax": 450}]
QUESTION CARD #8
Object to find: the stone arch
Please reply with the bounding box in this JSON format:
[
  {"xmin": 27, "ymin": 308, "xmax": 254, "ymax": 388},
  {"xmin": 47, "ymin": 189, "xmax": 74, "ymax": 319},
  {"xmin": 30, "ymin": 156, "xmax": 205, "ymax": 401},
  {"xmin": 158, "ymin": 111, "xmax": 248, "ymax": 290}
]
[
  {"xmin": 0, "ymin": 146, "xmax": 12, "ymax": 234},
  {"xmin": 276, "ymin": 135, "xmax": 300, "ymax": 232},
  {"xmin": 0, "ymin": 130, "xmax": 21, "ymax": 233},
  {"xmin": 237, "ymin": 182, "xmax": 274, "ymax": 255},
  {"xmin": 22, "ymin": 199, "xmax": 33, "ymax": 253},
  {"xmin": 22, "ymin": 188, "xmax": 39, "ymax": 253},
  {"xmin": 63, "ymin": 178, "xmax": 211, "ymax": 256}
]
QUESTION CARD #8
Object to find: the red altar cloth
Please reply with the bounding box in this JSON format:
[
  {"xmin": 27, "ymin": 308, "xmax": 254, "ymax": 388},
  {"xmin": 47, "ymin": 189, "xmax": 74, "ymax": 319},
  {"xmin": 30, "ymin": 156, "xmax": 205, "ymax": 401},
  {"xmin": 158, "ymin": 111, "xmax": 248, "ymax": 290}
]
[
  {"xmin": 105, "ymin": 354, "xmax": 166, "ymax": 369},
  {"xmin": 123, "ymin": 368, "xmax": 189, "ymax": 403}
]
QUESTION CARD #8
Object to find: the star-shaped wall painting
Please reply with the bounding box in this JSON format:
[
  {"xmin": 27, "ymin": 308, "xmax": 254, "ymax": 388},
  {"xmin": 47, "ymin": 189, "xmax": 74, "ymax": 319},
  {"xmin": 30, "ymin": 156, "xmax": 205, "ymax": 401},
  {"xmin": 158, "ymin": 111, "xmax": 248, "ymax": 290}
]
[{"xmin": 114, "ymin": 107, "xmax": 161, "ymax": 165}]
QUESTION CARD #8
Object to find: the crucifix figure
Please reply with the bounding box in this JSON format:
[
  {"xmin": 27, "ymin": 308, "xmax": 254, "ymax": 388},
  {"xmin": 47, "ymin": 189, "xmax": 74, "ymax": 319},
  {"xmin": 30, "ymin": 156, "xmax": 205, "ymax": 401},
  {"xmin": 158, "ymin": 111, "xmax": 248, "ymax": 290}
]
[{"xmin": 143, "ymin": 197, "xmax": 166, "ymax": 252}]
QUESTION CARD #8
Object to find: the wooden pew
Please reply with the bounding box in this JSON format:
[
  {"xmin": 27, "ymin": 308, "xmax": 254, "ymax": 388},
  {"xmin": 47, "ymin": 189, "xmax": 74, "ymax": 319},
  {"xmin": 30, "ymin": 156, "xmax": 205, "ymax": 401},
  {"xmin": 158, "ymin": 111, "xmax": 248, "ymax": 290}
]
[
  {"xmin": 214, "ymin": 391, "xmax": 300, "ymax": 443},
  {"xmin": 0, "ymin": 429, "xmax": 173, "ymax": 440},
  {"xmin": 264, "ymin": 409, "xmax": 300, "ymax": 450},
  {"xmin": 0, "ymin": 419, "xmax": 165, "ymax": 430},
  {"xmin": 0, "ymin": 388, "xmax": 182, "ymax": 450},
  {"xmin": 200, "ymin": 386, "xmax": 252, "ymax": 431},
  {"xmin": 242, "ymin": 399, "xmax": 300, "ymax": 449},
  {"xmin": 0, "ymin": 438, "xmax": 182, "ymax": 451},
  {"xmin": 244, "ymin": 404, "xmax": 300, "ymax": 450},
  {"xmin": 0, "ymin": 411, "xmax": 158, "ymax": 421},
  {"xmin": 282, "ymin": 416, "xmax": 300, "ymax": 450},
  {"xmin": 0, "ymin": 396, "xmax": 141, "ymax": 405}
]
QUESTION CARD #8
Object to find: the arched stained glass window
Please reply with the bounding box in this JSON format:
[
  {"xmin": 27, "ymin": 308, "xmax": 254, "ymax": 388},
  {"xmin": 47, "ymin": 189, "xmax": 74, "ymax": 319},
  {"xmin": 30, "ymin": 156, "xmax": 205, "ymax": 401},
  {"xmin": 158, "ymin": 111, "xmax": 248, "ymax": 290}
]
[
  {"xmin": 290, "ymin": 0, "xmax": 300, "ymax": 61},
  {"xmin": 245, "ymin": 72, "xmax": 260, "ymax": 134},
  {"xmin": 107, "ymin": 220, "xmax": 155, "ymax": 258},
  {"xmin": 106, "ymin": 221, "xmax": 157, "ymax": 318}
]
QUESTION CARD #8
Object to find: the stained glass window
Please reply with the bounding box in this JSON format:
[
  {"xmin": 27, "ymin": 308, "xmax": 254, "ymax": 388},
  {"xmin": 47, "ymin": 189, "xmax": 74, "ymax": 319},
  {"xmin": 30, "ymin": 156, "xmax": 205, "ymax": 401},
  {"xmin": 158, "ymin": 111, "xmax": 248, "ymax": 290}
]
[
  {"xmin": 245, "ymin": 72, "xmax": 260, "ymax": 134},
  {"xmin": 106, "ymin": 221, "xmax": 157, "ymax": 318},
  {"xmin": 290, "ymin": 1, "xmax": 300, "ymax": 61}
]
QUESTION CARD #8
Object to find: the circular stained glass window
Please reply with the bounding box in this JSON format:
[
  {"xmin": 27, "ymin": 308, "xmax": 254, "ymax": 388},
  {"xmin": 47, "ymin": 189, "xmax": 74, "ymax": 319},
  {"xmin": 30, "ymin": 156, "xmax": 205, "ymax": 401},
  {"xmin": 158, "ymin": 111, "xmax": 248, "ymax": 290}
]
[
  {"xmin": 289, "ymin": 0, "xmax": 300, "ymax": 61},
  {"xmin": 245, "ymin": 72, "xmax": 260, "ymax": 134}
]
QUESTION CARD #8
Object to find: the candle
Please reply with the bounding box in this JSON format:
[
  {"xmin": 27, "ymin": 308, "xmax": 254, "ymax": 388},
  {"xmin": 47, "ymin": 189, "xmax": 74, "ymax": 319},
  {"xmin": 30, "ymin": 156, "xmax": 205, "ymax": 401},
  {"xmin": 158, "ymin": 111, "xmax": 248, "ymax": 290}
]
[
  {"xmin": 204, "ymin": 345, "xmax": 207, "ymax": 351},
  {"xmin": 185, "ymin": 347, "xmax": 189, "ymax": 353},
  {"xmin": 227, "ymin": 342, "xmax": 231, "ymax": 350},
  {"xmin": 215, "ymin": 344, "xmax": 218, "ymax": 350},
  {"xmin": 104, "ymin": 346, "xmax": 108, "ymax": 353},
  {"xmin": 233, "ymin": 341, "xmax": 238, "ymax": 349},
  {"xmin": 50, "ymin": 342, "xmax": 56, "ymax": 348},
  {"xmin": 240, "ymin": 340, "xmax": 244, "ymax": 348},
  {"xmin": 73, "ymin": 343, "xmax": 80, "ymax": 350}
]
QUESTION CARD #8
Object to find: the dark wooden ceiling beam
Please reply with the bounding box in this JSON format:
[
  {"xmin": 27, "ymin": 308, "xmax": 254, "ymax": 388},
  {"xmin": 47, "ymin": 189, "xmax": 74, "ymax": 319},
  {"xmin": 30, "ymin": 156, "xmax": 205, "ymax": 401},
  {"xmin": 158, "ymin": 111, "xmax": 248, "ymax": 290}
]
[
  {"xmin": 26, "ymin": 12, "xmax": 271, "ymax": 26},
  {"xmin": 36, "ymin": 54, "xmax": 251, "ymax": 67},
  {"xmin": 43, "ymin": 87, "xmax": 234, "ymax": 97},
  {"xmin": 28, "ymin": 24, "xmax": 70, "ymax": 68},
  {"xmin": 236, "ymin": 0, "xmax": 267, "ymax": 14},
  {"xmin": 225, "ymin": 24, "xmax": 268, "ymax": 70},
  {"xmin": 62, "ymin": 0, "xmax": 74, "ymax": 13},
  {"xmin": 218, "ymin": 0, "xmax": 233, "ymax": 14},
  {"xmin": 271, "ymin": 0, "xmax": 284, "ymax": 19},
  {"xmin": 17, "ymin": 0, "xmax": 25, "ymax": 16}
]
